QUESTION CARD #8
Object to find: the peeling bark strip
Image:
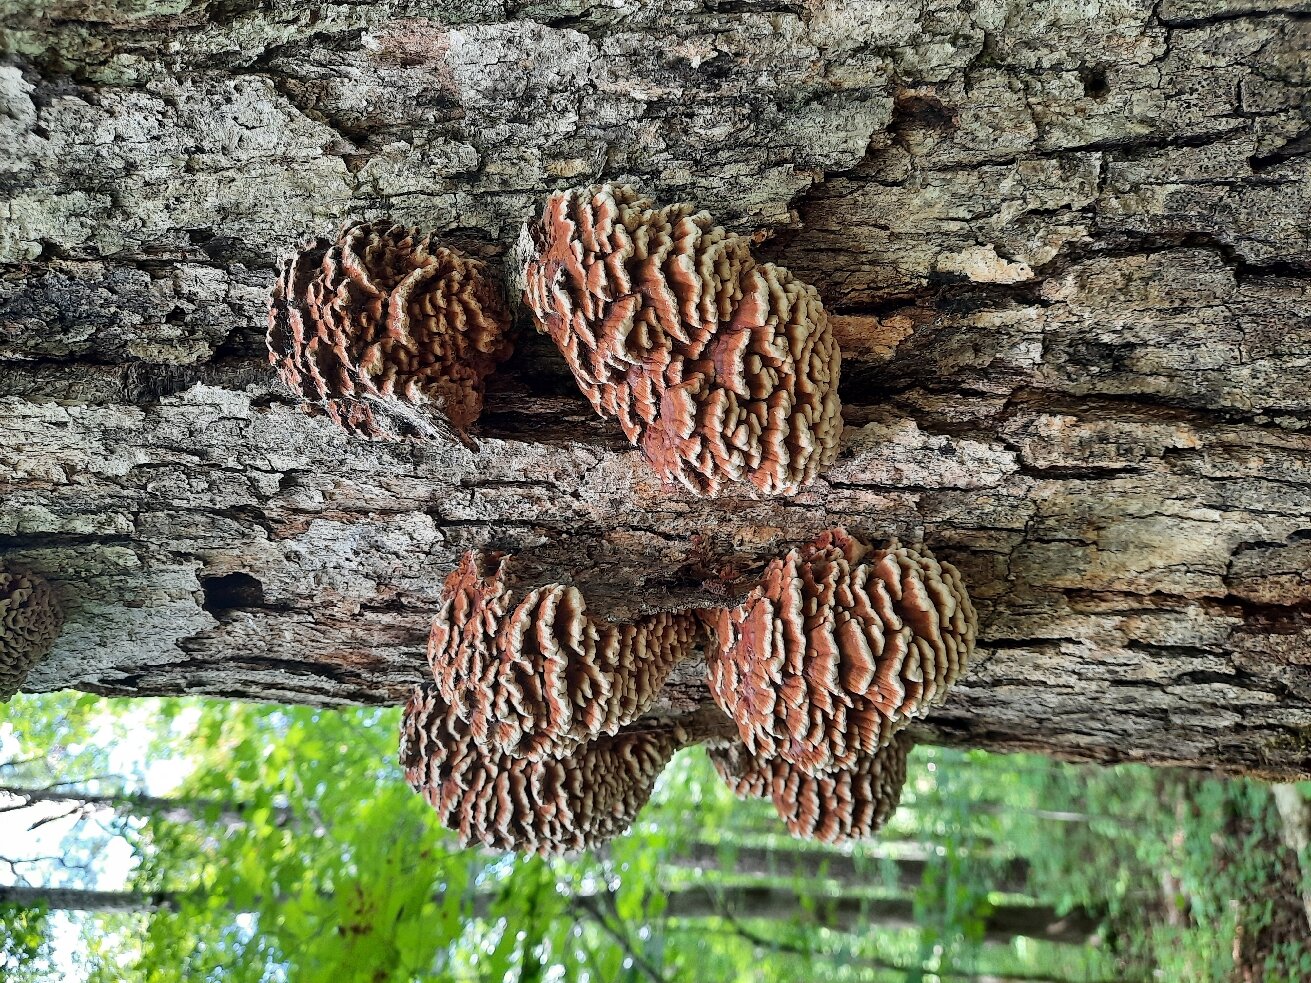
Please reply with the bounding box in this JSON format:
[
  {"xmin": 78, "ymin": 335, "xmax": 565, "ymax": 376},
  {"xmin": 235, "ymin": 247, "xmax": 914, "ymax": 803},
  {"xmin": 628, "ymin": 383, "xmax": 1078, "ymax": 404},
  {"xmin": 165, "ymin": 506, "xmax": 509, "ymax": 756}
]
[{"xmin": 1, "ymin": 2, "xmax": 1309, "ymax": 776}]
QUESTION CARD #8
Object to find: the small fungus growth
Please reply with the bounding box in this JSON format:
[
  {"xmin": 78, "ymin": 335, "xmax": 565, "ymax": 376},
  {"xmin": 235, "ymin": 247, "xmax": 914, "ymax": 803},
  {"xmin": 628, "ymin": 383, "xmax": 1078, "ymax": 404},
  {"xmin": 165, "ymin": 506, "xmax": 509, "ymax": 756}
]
[
  {"xmin": 268, "ymin": 221, "xmax": 512, "ymax": 439},
  {"xmin": 521, "ymin": 184, "xmax": 843, "ymax": 496},
  {"xmin": 0, "ymin": 565, "xmax": 63, "ymax": 702}
]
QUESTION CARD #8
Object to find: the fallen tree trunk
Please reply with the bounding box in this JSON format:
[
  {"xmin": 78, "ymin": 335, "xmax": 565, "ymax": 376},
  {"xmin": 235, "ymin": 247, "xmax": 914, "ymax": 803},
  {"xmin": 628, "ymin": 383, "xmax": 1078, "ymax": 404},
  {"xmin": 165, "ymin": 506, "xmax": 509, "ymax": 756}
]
[{"xmin": 1, "ymin": 2, "xmax": 1309, "ymax": 777}]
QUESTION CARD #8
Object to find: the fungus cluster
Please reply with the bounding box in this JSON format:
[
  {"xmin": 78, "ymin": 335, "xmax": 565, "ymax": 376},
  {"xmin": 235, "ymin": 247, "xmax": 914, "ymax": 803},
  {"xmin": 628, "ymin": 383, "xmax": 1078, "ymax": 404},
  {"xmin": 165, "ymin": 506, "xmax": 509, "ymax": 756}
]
[
  {"xmin": 404, "ymin": 530, "xmax": 976, "ymax": 852},
  {"xmin": 700, "ymin": 529, "xmax": 976, "ymax": 842},
  {"xmin": 268, "ymin": 221, "xmax": 513, "ymax": 439},
  {"xmin": 429, "ymin": 552, "xmax": 702, "ymax": 760},
  {"xmin": 401, "ymin": 683, "xmax": 682, "ymax": 855},
  {"xmin": 521, "ymin": 184, "xmax": 843, "ymax": 496},
  {"xmin": 707, "ymin": 528, "xmax": 976, "ymax": 775},
  {"xmin": 0, "ymin": 565, "xmax": 63, "ymax": 702},
  {"xmin": 708, "ymin": 731, "xmax": 912, "ymax": 844},
  {"xmin": 407, "ymin": 549, "xmax": 716, "ymax": 853}
]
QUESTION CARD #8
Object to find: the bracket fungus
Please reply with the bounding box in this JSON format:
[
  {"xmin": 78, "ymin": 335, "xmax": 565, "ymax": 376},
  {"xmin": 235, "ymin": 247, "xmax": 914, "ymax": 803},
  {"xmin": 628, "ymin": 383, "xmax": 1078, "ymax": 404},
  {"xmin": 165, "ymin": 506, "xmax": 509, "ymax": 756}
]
[
  {"xmin": 428, "ymin": 552, "xmax": 703, "ymax": 760},
  {"xmin": 707, "ymin": 528, "xmax": 976, "ymax": 775},
  {"xmin": 707, "ymin": 731, "xmax": 912, "ymax": 844},
  {"xmin": 521, "ymin": 184, "xmax": 842, "ymax": 496},
  {"xmin": 267, "ymin": 221, "xmax": 512, "ymax": 439},
  {"xmin": 0, "ymin": 565, "xmax": 63, "ymax": 702},
  {"xmin": 401, "ymin": 682, "xmax": 690, "ymax": 855}
]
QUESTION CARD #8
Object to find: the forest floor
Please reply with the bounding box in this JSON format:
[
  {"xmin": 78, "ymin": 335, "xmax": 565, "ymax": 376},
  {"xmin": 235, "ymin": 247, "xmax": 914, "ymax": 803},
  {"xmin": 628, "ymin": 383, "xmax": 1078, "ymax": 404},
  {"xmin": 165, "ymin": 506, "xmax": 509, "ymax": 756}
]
[{"xmin": 1230, "ymin": 820, "xmax": 1310, "ymax": 983}]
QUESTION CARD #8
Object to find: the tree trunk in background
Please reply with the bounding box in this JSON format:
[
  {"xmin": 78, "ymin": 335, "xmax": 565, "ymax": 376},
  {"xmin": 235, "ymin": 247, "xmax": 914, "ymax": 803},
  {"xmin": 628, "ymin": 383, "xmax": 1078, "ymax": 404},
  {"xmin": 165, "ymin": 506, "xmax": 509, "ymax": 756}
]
[
  {"xmin": 623, "ymin": 886, "xmax": 1102, "ymax": 945},
  {"xmin": 0, "ymin": 883, "xmax": 1095, "ymax": 945},
  {"xmin": 1, "ymin": 1, "xmax": 1309, "ymax": 776},
  {"xmin": 664, "ymin": 840, "xmax": 1033, "ymax": 894},
  {"xmin": 0, "ymin": 885, "xmax": 181, "ymax": 914}
]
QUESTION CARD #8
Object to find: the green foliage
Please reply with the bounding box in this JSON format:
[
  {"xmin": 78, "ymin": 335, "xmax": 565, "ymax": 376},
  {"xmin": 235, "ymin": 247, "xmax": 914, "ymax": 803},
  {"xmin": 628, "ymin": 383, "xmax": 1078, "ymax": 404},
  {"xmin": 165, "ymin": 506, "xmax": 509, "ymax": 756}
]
[
  {"xmin": 3, "ymin": 694, "xmax": 1310, "ymax": 982},
  {"xmin": 115, "ymin": 702, "xmax": 485, "ymax": 981},
  {"xmin": 0, "ymin": 903, "xmax": 52, "ymax": 981}
]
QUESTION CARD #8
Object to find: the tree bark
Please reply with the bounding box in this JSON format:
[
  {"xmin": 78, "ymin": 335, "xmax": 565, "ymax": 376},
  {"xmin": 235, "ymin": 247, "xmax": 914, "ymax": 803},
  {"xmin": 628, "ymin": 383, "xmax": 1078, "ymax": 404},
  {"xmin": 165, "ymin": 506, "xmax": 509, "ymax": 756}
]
[{"xmin": 1, "ymin": 2, "xmax": 1309, "ymax": 776}]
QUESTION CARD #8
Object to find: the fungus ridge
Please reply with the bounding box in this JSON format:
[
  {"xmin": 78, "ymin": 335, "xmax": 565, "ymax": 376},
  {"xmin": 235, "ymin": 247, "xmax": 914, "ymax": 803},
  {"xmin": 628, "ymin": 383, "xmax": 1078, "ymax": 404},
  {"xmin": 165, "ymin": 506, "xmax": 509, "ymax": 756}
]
[
  {"xmin": 707, "ymin": 731, "xmax": 912, "ymax": 844},
  {"xmin": 400, "ymin": 683, "xmax": 680, "ymax": 855}
]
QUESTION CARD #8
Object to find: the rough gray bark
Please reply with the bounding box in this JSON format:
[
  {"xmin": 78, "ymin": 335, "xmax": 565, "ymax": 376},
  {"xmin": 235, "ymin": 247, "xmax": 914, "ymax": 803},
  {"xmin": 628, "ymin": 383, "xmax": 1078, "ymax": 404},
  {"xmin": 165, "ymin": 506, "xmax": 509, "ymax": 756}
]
[{"xmin": 1, "ymin": 1, "xmax": 1309, "ymax": 776}]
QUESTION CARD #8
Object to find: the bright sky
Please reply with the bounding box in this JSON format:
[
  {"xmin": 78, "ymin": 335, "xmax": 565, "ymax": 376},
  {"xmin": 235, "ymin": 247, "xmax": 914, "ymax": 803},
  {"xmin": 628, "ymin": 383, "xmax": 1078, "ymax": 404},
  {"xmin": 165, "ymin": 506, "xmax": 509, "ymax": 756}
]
[{"xmin": 0, "ymin": 702, "xmax": 200, "ymax": 979}]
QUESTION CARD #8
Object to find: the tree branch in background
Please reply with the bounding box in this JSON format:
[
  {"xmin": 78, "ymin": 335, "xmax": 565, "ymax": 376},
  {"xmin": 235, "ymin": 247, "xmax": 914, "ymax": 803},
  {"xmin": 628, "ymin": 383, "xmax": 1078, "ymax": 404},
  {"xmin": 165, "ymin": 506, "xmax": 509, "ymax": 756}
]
[
  {"xmin": 0, "ymin": 885, "xmax": 178, "ymax": 912},
  {"xmin": 0, "ymin": 881, "xmax": 1100, "ymax": 948},
  {"xmin": 574, "ymin": 893, "xmax": 671, "ymax": 983},
  {"xmin": 0, "ymin": 784, "xmax": 293, "ymax": 828}
]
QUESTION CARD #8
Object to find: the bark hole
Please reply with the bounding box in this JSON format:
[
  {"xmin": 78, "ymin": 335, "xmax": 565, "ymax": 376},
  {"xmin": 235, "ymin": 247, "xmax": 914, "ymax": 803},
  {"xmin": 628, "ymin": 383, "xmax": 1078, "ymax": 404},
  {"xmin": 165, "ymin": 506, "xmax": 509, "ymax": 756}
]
[
  {"xmin": 1080, "ymin": 65, "xmax": 1110, "ymax": 100},
  {"xmin": 200, "ymin": 573, "xmax": 264, "ymax": 614},
  {"xmin": 891, "ymin": 92, "xmax": 957, "ymax": 134}
]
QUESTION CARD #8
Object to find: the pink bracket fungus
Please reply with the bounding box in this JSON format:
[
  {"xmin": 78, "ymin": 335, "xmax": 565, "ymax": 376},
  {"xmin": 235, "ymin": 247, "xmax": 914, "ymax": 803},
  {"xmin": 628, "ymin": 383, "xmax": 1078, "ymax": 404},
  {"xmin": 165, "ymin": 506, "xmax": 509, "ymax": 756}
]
[
  {"xmin": 521, "ymin": 184, "xmax": 842, "ymax": 496},
  {"xmin": 0, "ymin": 565, "xmax": 63, "ymax": 702},
  {"xmin": 707, "ymin": 731, "xmax": 912, "ymax": 844},
  {"xmin": 401, "ymin": 682, "xmax": 691, "ymax": 855},
  {"xmin": 707, "ymin": 528, "xmax": 976, "ymax": 775},
  {"xmin": 267, "ymin": 221, "xmax": 513, "ymax": 440},
  {"xmin": 428, "ymin": 551, "xmax": 704, "ymax": 760}
]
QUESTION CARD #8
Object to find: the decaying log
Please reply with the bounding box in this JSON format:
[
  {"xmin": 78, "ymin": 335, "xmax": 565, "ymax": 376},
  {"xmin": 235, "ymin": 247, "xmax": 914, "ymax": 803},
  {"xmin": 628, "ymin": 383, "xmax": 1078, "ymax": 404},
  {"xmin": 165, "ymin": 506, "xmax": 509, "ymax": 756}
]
[{"xmin": 1, "ymin": 1, "xmax": 1309, "ymax": 778}]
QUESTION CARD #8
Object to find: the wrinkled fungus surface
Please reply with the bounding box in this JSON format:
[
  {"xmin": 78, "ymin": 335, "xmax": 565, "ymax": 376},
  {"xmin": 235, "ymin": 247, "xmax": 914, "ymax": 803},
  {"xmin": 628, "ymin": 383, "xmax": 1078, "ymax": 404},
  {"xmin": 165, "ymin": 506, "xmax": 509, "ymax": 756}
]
[
  {"xmin": 708, "ymin": 528, "xmax": 976, "ymax": 774},
  {"xmin": 522, "ymin": 184, "xmax": 842, "ymax": 496},
  {"xmin": 708, "ymin": 731, "xmax": 912, "ymax": 843},
  {"xmin": 268, "ymin": 222, "xmax": 512, "ymax": 438},
  {"xmin": 0, "ymin": 565, "xmax": 62, "ymax": 702},
  {"xmin": 429, "ymin": 552, "xmax": 702, "ymax": 760},
  {"xmin": 401, "ymin": 683, "xmax": 679, "ymax": 854}
]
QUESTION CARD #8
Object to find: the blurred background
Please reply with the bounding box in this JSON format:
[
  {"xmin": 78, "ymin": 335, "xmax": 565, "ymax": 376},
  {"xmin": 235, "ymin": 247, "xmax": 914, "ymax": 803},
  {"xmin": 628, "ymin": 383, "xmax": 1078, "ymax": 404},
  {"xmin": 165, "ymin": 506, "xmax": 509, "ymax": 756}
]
[{"xmin": 2, "ymin": 695, "xmax": 1309, "ymax": 983}]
